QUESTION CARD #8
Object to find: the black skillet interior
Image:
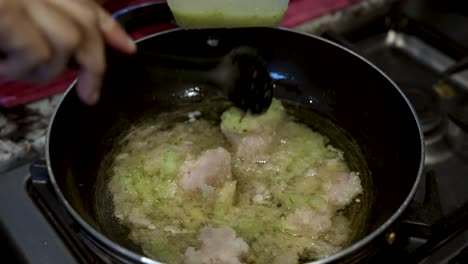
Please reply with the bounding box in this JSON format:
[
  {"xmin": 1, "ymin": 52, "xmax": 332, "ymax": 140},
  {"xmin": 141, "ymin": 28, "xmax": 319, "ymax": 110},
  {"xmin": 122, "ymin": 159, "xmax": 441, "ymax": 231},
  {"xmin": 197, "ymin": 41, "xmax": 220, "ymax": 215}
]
[{"xmin": 47, "ymin": 27, "xmax": 423, "ymax": 256}]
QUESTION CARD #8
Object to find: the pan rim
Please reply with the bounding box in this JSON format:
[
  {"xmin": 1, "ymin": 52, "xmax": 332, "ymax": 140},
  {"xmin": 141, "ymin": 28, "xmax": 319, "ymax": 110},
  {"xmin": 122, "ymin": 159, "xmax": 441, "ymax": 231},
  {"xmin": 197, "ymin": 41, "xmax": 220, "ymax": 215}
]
[{"xmin": 46, "ymin": 26, "xmax": 424, "ymax": 264}]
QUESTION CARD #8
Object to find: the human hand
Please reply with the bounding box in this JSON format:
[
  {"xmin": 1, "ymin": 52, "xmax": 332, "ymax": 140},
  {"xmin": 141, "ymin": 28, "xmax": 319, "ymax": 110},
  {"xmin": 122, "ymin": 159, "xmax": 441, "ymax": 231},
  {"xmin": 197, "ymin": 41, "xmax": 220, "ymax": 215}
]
[{"xmin": 0, "ymin": 0, "xmax": 137, "ymax": 104}]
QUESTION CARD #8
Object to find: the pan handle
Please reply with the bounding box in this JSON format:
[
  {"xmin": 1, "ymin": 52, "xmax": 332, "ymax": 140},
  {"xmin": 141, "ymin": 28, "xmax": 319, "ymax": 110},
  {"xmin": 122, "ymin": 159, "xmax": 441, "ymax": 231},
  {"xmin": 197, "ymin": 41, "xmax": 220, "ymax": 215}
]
[{"xmin": 111, "ymin": 1, "xmax": 177, "ymax": 38}]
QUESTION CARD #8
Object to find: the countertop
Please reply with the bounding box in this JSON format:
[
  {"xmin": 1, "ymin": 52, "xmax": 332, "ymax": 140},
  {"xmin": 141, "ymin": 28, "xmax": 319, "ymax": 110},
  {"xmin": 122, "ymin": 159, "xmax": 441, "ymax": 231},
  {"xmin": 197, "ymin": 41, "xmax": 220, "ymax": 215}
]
[{"xmin": 0, "ymin": 0, "xmax": 394, "ymax": 173}]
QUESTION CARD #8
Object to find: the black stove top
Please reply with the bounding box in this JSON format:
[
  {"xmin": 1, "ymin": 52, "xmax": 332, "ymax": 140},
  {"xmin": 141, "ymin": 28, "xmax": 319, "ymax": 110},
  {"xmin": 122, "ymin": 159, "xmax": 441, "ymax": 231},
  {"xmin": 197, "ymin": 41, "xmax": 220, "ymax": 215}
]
[
  {"xmin": 1, "ymin": 1, "xmax": 468, "ymax": 263},
  {"xmin": 321, "ymin": 1, "xmax": 468, "ymax": 262}
]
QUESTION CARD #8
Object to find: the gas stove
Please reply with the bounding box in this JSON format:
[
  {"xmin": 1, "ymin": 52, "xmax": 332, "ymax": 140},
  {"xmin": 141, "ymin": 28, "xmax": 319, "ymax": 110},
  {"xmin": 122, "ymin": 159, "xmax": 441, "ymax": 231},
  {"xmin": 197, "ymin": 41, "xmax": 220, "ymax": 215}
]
[
  {"xmin": 321, "ymin": 1, "xmax": 468, "ymax": 262},
  {"xmin": 1, "ymin": 1, "xmax": 468, "ymax": 263}
]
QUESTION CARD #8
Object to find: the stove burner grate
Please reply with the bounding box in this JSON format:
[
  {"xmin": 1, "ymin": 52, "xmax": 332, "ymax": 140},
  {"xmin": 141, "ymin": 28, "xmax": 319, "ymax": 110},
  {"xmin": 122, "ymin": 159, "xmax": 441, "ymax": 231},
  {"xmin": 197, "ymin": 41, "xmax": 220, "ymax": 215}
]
[{"xmin": 395, "ymin": 81, "xmax": 445, "ymax": 134}]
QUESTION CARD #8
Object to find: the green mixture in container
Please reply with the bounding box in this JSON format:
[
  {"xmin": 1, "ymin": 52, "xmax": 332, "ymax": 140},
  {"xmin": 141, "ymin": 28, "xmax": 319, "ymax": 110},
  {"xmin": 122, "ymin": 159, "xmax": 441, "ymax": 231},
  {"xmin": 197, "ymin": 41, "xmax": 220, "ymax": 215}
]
[{"xmin": 108, "ymin": 99, "xmax": 363, "ymax": 264}]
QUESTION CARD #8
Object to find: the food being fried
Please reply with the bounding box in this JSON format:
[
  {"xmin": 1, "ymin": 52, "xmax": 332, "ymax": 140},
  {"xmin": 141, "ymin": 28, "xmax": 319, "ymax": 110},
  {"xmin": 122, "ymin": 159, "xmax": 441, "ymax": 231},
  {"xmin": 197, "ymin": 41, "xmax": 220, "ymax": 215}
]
[
  {"xmin": 108, "ymin": 99, "xmax": 363, "ymax": 264},
  {"xmin": 183, "ymin": 226, "xmax": 249, "ymax": 264},
  {"xmin": 220, "ymin": 99, "xmax": 285, "ymax": 159},
  {"xmin": 179, "ymin": 147, "xmax": 232, "ymax": 195}
]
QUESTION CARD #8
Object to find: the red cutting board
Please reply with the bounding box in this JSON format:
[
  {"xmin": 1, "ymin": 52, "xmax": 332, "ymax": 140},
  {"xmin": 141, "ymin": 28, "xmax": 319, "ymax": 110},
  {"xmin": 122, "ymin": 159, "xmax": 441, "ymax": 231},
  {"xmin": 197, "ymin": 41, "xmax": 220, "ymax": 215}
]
[{"xmin": 0, "ymin": 0, "xmax": 362, "ymax": 107}]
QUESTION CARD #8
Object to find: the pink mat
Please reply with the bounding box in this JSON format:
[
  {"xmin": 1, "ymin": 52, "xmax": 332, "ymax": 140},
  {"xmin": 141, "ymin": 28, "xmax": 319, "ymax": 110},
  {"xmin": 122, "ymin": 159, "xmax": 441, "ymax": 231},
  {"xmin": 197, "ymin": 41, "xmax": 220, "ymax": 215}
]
[{"xmin": 0, "ymin": 0, "xmax": 361, "ymax": 107}]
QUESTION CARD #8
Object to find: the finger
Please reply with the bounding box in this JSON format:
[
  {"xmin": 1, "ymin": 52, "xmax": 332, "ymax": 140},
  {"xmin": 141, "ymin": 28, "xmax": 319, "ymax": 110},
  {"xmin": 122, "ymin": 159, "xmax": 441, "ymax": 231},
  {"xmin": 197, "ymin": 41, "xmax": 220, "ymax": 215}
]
[
  {"xmin": 0, "ymin": 1, "xmax": 51, "ymax": 80},
  {"xmin": 46, "ymin": 0, "xmax": 135, "ymax": 54},
  {"xmin": 75, "ymin": 36, "xmax": 105, "ymax": 106},
  {"xmin": 96, "ymin": 6, "xmax": 136, "ymax": 54},
  {"xmin": 74, "ymin": 18, "xmax": 105, "ymax": 105},
  {"xmin": 45, "ymin": 0, "xmax": 106, "ymax": 105},
  {"xmin": 76, "ymin": 67, "xmax": 102, "ymax": 105},
  {"xmin": 23, "ymin": 1, "xmax": 81, "ymax": 82}
]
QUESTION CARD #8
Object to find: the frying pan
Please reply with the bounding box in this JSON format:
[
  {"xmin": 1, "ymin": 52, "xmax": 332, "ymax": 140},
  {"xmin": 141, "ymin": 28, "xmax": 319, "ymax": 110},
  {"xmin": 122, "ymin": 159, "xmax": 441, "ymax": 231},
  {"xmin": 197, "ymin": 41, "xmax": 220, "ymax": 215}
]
[{"xmin": 46, "ymin": 2, "xmax": 424, "ymax": 263}]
